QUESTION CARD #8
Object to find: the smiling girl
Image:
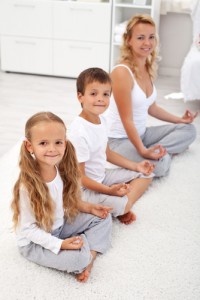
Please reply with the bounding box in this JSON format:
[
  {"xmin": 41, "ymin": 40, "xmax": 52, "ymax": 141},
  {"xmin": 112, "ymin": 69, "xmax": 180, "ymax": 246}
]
[{"xmin": 11, "ymin": 112, "xmax": 112, "ymax": 283}]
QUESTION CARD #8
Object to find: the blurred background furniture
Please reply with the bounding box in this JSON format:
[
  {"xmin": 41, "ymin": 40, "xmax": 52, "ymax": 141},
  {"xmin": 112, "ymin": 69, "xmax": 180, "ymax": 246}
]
[{"xmin": 180, "ymin": 0, "xmax": 200, "ymax": 101}]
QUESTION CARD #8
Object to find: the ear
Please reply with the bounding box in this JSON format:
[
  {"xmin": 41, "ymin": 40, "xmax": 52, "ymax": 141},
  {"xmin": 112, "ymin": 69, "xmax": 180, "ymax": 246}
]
[
  {"xmin": 24, "ymin": 140, "xmax": 33, "ymax": 154},
  {"xmin": 77, "ymin": 92, "xmax": 84, "ymax": 105}
]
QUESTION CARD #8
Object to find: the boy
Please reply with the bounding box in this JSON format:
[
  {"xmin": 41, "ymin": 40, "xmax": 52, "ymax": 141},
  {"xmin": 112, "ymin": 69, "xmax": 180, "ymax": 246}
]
[{"xmin": 68, "ymin": 68, "xmax": 154, "ymax": 224}]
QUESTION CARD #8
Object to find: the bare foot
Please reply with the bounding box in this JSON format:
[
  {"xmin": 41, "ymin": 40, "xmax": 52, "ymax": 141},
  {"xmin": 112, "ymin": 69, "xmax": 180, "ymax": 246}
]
[
  {"xmin": 117, "ymin": 211, "xmax": 136, "ymax": 225},
  {"xmin": 76, "ymin": 269, "xmax": 90, "ymax": 283},
  {"xmin": 76, "ymin": 250, "xmax": 97, "ymax": 283}
]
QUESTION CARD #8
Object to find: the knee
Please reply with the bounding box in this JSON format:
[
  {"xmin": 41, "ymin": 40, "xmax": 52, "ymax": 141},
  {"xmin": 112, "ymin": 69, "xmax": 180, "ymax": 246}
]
[
  {"xmin": 186, "ymin": 123, "xmax": 197, "ymax": 143},
  {"xmin": 178, "ymin": 123, "xmax": 197, "ymax": 143},
  {"xmin": 154, "ymin": 154, "xmax": 171, "ymax": 177}
]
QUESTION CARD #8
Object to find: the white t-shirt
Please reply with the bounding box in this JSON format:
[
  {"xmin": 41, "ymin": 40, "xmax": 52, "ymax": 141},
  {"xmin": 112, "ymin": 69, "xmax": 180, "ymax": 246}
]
[
  {"xmin": 68, "ymin": 116, "xmax": 108, "ymax": 183},
  {"xmin": 16, "ymin": 168, "xmax": 64, "ymax": 254},
  {"xmin": 105, "ymin": 64, "xmax": 157, "ymax": 137}
]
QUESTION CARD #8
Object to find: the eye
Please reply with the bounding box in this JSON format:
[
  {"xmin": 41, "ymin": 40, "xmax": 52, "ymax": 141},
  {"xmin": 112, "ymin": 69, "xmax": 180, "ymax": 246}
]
[
  {"xmin": 150, "ymin": 35, "xmax": 155, "ymax": 40},
  {"xmin": 104, "ymin": 92, "xmax": 110, "ymax": 97},
  {"xmin": 90, "ymin": 92, "xmax": 96, "ymax": 96},
  {"xmin": 56, "ymin": 141, "xmax": 64, "ymax": 145},
  {"xmin": 39, "ymin": 141, "xmax": 47, "ymax": 146},
  {"xmin": 138, "ymin": 36, "xmax": 144, "ymax": 40}
]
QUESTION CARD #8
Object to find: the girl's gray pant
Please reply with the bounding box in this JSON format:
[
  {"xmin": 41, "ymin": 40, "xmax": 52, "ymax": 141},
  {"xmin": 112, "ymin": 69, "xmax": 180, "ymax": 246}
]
[
  {"xmin": 108, "ymin": 123, "xmax": 196, "ymax": 177},
  {"xmin": 19, "ymin": 213, "xmax": 112, "ymax": 274}
]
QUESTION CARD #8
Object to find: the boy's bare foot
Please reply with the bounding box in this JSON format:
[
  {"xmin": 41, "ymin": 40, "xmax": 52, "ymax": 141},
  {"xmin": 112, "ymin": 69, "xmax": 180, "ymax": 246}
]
[
  {"xmin": 76, "ymin": 250, "xmax": 97, "ymax": 283},
  {"xmin": 117, "ymin": 211, "xmax": 136, "ymax": 225},
  {"xmin": 76, "ymin": 269, "xmax": 90, "ymax": 283}
]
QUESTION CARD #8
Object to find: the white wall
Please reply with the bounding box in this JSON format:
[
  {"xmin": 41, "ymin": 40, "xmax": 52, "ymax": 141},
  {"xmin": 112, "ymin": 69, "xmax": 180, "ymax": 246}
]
[{"xmin": 158, "ymin": 12, "xmax": 193, "ymax": 76}]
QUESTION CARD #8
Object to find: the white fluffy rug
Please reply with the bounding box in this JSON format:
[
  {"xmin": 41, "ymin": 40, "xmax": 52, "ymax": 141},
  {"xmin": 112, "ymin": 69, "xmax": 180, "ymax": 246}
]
[{"xmin": 0, "ymin": 137, "xmax": 200, "ymax": 300}]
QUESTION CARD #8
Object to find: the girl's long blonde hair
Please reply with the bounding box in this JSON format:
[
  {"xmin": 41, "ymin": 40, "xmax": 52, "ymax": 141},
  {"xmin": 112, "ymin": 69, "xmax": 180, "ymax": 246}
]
[
  {"xmin": 11, "ymin": 112, "xmax": 80, "ymax": 232},
  {"xmin": 119, "ymin": 14, "xmax": 159, "ymax": 79}
]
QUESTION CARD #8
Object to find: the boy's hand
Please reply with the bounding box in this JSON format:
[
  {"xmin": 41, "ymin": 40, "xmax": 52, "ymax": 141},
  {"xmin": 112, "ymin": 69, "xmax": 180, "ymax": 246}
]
[
  {"xmin": 61, "ymin": 236, "xmax": 83, "ymax": 250},
  {"xmin": 90, "ymin": 204, "xmax": 112, "ymax": 219},
  {"xmin": 108, "ymin": 183, "xmax": 130, "ymax": 196},
  {"xmin": 136, "ymin": 160, "xmax": 155, "ymax": 175}
]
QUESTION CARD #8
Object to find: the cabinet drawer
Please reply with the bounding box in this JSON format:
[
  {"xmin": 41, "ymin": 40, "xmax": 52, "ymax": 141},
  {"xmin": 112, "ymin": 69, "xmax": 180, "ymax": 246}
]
[
  {"xmin": 53, "ymin": 2, "xmax": 111, "ymax": 43},
  {"xmin": 1, "ymin": 0, "xmax": 52, "ymax": 38},
  {"xmin": 1, "ymin": 36, "xmax": 53, "ymax": 75},
  {"xmin": 53, "ymin": 40, "xmax": 110, "ymax": 78}
]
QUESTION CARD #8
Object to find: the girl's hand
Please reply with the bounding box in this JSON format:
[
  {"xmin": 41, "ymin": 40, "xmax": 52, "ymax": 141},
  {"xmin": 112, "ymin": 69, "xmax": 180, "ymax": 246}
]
[
  {"xmin": 108, "ymin": 183, "xmax": 131, "ymax": 196},
  {"xmin": 61, "ymin": 236, "xmax": 83, "ymax": 250},
  {"xmin": 142, "ymin": 144, "xmax": 167, "ymax": 160},
  {"xmin": 90, "ymin": 204, "xmax": 112, "ymax": 219},
  {"xmin": 136, "ymin": 160, "xmax": 155, "ymax": 175},
  {"xmin": 180, "ymin": 109, "xmax": 198, "ymax": 124}
]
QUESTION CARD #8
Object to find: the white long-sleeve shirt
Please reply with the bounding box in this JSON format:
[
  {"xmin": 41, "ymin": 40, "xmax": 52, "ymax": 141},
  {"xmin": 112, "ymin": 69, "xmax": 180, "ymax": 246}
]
[{"xmin": 16, "ymin": 169, "xmax": 64, "ymax": 254}]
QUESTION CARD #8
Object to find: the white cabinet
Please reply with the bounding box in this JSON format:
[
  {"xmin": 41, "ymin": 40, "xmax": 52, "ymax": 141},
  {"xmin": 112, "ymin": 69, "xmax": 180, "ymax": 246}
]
[
  {"xmin": 52, "ymin": 1, "xmax": 111, "ymax": 77},
  {"xmin": 0, "ymin": 0, "xmax": 53, "ymax": 75},
  {"xmin": 0, "ymin": 0, "xmax": 160, "ymax": 77},
  {"xmin": 0, "ymin": 0, "xmax": 112, "ymax": 78},
  {"xmin": 111, "ymin": 0, "xmax": 161, "ymax": 67}
]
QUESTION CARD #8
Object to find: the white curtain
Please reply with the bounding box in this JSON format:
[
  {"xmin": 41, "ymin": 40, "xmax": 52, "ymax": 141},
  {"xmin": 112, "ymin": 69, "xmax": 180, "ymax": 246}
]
[{"xmin": 160, "ymin": 0, "xmax": 194, "ymax": 15}]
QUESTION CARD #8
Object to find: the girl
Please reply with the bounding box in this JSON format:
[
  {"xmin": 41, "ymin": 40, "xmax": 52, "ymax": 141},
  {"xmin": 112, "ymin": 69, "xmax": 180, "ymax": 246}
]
[
  {"xmin": 11, "ymin": 112, "xmax": 112, "ymax": 283},
  {"xmin": 105, "ymin": 14, "xmax": 197, "ymax": 177}
]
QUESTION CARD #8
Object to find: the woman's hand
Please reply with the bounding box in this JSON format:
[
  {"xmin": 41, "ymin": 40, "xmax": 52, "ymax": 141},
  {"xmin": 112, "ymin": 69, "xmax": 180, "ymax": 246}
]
[
  {"xmin": 141, "ymin": 144, "xmax": 167, "ymax": 160},
  {"xmin": 61, "ymin": 236, "xmax": 83, "ymax": 250},
  {"xmin": 136, "ymin": 160, "xmax": 155, "ymax": 175},
  {"xmin": 179, "ymin": 109, "xmax": 198, "ymax": 124},
  {"xmin": 90, "ymin": 204, "xmax": 112, "ymax": 219},
  {"xmin": 108, "ymin": 183, "xmax": 131, "ymax": 196}
]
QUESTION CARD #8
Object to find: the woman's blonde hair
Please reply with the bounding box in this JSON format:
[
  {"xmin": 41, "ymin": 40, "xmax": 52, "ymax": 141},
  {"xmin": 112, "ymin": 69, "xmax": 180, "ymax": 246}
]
[
  {"xmin": 11, "ymin": 112, "xmax": 80, "ymax": 232},
  {"xmin": 120, "ymin": 14, "xmax": 159, "ymax": 79}
]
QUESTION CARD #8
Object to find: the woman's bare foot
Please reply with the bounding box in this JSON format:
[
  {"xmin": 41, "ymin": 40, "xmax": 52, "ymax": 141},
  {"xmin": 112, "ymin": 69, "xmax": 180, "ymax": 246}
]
[
  {"xmin": 117, "ymin": 211, "xmax": 136, "ymax": 225},
  {"xmin": 76, "ymin": 250, "xmax": 97, "ymax": 283}
]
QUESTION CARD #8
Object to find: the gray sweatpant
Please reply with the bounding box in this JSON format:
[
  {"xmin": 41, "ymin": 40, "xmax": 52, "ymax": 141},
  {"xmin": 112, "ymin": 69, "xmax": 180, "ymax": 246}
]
[
  {"xmin": 82, "ymin": 168, "xmax": 153, "ymax": 217},
  {"xmin": 19, "ymin": 212, "xmax": 112, "ymax": 274},
  {"xmin": 108, "ymin": 123, "xmax": 196, "ymax": 177}
]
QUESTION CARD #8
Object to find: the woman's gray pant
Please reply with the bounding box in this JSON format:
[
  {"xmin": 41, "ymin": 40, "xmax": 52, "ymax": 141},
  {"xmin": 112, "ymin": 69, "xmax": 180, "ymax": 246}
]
[
  {"xmin": 108, "ymin": 123, "xmax": 196, "ymax": 177},
  {"xmin": 19, "ymin": 213, "xmax": 112, "ymax": 274}
]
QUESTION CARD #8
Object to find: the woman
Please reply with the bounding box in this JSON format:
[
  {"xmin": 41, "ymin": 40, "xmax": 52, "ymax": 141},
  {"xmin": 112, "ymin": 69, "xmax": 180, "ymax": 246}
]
[{"xmin": 105, "ymin": 14, "xmax": 197, "ymax": 177}]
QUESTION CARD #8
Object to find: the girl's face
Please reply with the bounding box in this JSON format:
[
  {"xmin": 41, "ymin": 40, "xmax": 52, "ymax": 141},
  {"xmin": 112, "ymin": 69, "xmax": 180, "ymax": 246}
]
[
  {"xmin": 128, "ymin": 23, "xmax": 156, "ymax": 58},
  {"xmin": 26, "ymin": 121, "xmax": 67, "ymax": 168},
  {"xmin": 78, "ymin": 81, "xmax": 111, "ymax": 118}
]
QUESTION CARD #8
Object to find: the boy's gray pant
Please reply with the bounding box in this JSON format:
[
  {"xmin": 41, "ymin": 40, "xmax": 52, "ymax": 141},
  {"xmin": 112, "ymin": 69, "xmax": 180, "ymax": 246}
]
[
  {"xmin": 19, "ymin": 213, "xmax": 112, "ymax": 274},
  {"xmin": 108, "ymin": 123, "xmax": 196, "ymax": 177}
]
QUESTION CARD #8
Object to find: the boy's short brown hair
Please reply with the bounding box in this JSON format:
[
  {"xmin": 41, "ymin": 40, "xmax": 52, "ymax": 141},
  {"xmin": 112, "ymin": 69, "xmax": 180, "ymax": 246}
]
[{"xmin": 76, "ymin": 67, "xmax": 112, "ymax": 95}]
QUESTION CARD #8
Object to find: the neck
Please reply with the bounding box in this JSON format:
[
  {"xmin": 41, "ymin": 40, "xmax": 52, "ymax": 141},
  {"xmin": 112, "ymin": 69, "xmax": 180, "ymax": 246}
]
[
  {"xmin": 79, "ymin": 111, "xmax": 100, "ymax": 124},
  {"xmin": 40, "ymin": 165, "xmax": 57, "ymax": 183}
]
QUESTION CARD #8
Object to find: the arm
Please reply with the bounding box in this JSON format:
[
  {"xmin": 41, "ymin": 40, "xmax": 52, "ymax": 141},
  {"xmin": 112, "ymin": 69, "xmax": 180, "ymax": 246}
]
[
  {"xmin": 148, "ymin": 102, "xmax": 198, "ymax": 124},
  {"xmin": 111, "ymin": 67, "xmax": 166, "ymax": 160},
  {"xmin": 106, "ymin": 145, "xmax": 154, "ymax": 176},
  {"xmin": 19, "ymin": 188, "xmax": 83, "ymax": 253}
]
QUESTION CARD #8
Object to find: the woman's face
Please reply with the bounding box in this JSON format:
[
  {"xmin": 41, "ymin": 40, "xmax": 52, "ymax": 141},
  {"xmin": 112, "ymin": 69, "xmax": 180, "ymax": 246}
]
[{"xmin": 128, "ymin": 23, "xmax": 156, "ymax": 58}]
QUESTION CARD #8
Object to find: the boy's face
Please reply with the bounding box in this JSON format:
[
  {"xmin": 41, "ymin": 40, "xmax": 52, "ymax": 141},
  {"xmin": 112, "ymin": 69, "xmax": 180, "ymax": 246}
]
[{"xmin": 78, "ymin": 81, "xmax": 111, "ymax": 116}]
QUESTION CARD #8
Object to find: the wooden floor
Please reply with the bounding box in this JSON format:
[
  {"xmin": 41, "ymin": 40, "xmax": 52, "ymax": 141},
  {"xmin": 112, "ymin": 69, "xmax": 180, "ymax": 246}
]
[{"xmin": 0, "ymin": 70, "xmax": 199, "ymax": 158}]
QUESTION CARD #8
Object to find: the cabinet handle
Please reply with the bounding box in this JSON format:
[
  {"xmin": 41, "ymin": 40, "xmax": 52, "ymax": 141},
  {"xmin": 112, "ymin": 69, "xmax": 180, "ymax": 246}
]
[
  {"xmin": 14, "ymin": 4, "xmax": 36, "ymax": 9},
  {"xmin": 69, "ymin": 7, "xmax": 93, "ymax": 12},
  {"xmin": 15, "ymin": 40, "xmax": 36, "ymax": 46},
  {"xmin": 69, "ymin": 45, "xmax": 92, "ymax": 50}
]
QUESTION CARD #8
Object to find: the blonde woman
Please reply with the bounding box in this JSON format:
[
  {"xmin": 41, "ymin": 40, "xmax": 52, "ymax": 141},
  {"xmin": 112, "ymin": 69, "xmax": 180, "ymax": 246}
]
[
  {"xmin": 11, "ymin": 112, "xmax": 112, "ymax": 283},
  {"xmin": 105, "ymin": 14, "xmax": 197, "ymax": 177}
]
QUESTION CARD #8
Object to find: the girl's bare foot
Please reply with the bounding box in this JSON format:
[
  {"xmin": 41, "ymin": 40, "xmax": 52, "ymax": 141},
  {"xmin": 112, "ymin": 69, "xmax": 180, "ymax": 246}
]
[{"xmin": 117, "ymin": 211, "xmax": 136, "ymax": 225}]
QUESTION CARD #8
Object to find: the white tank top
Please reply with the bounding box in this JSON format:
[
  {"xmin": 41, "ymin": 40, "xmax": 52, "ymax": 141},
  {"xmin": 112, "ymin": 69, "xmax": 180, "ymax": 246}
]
[{"xmin": 106, "ymin": 64, "xmax": 157, "ymax": 137}]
